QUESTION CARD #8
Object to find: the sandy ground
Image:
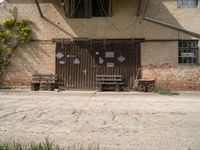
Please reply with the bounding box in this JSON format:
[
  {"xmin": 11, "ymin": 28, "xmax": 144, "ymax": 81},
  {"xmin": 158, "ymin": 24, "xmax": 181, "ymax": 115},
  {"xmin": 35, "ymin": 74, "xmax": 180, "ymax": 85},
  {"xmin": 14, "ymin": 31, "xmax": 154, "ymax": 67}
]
[{"xmin": 0, "ymin": 90, "xmax": 200, "ymax": 150}]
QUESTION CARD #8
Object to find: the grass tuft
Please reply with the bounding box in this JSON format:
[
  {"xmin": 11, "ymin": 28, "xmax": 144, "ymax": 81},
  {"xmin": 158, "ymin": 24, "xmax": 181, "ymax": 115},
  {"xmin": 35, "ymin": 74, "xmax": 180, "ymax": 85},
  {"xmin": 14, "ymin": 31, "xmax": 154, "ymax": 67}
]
[
  {"xmin": 0, "ymin": 139, "xmax": 101, "ymax": 150},
  {"xmin": 153, "ymin": 87, "xmax": 179, "ymax": 96}
]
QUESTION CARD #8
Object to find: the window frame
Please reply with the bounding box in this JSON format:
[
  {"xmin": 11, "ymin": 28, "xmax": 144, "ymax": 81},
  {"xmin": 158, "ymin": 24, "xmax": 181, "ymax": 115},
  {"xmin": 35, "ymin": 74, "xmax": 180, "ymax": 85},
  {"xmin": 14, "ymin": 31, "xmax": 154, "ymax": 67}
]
[
  {"xmin": 177, "ymin": 0, "xmax": 199, "ymax": 8},
  {"xmin": 178, "ymin": 40, "xmax": 199, "ymax": 65}
]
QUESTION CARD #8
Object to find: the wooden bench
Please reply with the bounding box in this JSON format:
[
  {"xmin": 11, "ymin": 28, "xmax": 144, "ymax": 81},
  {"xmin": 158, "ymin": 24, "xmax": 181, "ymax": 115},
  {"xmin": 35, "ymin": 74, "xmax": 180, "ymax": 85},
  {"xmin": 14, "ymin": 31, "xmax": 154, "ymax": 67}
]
[
  {"xmin": 31, "ymin": 74, "xmax": 58, "ymax": 91},
  {"xmin": 96, "ymin": 75, "xmax": 124, "ymax": 91}
]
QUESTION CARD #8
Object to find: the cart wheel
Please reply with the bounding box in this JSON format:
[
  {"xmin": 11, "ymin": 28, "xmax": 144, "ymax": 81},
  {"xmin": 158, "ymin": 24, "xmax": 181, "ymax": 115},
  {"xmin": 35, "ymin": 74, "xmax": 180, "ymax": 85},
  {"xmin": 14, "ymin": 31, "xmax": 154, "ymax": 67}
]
[
  {"xmin": 138, "ymin": 84, "xmax": 146, "ymax": 92},
  {"xmin": 148, "ymin": 84, "xmax": 156, "ymax": 92}
]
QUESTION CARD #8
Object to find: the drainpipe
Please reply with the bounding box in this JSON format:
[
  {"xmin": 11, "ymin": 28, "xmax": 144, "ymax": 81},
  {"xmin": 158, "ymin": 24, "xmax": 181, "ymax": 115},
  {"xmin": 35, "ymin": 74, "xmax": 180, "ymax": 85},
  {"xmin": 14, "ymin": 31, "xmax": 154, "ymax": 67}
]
[
  {"xmin": 35, "ymin": 0, "xmax": 44, "ymax": 18},
  {"xmin": 136, "ymin": 0, "xmax": 142, "ymax": 16},
  {"xmin": 143, "ymin": 0, "xmax": 200, "ymax": 38}
]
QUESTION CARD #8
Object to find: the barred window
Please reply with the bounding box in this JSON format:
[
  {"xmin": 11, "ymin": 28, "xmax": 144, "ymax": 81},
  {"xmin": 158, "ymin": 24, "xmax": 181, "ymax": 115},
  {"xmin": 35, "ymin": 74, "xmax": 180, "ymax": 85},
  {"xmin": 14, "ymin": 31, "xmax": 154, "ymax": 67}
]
[
  {"xmin": 68, "ymin": 0, "xmax": 90, "ymax": 18},
  {"xmin": 66, "ymin": 0, "xmax": 111, "ymax": 18},
  {"xmin": 92, "ymin": 0, "xmax": 110, "ymax": 17},
  {"xmin": 178, "ymin": 40, "xmax": 199, "ymax": 64},
  {"xmin": 177, "ymin": 0, "xmax": 198, "ymax": 8}
]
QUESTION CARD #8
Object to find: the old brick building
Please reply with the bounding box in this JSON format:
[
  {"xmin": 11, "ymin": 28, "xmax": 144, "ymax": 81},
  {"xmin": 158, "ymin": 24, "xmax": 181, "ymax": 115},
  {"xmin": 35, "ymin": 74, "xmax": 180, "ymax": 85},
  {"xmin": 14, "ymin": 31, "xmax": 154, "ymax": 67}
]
[{"xmin": 0, "ymin": 0, "xmax": 200, "ymax": 90}]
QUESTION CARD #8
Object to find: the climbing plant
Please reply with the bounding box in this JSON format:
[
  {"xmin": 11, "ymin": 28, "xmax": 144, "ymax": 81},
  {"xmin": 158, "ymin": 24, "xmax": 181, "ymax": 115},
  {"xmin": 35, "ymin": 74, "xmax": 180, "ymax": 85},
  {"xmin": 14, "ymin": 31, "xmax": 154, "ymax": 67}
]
[{"xmin": 0, "ymin": 18, "xmax": 32, "ymax": 73}]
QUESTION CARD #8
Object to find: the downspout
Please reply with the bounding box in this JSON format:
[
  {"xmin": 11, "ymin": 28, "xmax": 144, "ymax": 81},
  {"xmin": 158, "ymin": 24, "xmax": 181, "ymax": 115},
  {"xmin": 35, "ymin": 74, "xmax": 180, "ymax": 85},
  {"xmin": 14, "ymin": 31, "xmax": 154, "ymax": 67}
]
[
  {"xmin": 136, "ymin": 0, "xmax": 142, "ymax": 16},
  {"xmin": 35, "ymin": 0, "xmax": 44, "ymax": 18},
  {"xmin": 143, "ymin": 0, "xmax": 200, "ymax": 38}
]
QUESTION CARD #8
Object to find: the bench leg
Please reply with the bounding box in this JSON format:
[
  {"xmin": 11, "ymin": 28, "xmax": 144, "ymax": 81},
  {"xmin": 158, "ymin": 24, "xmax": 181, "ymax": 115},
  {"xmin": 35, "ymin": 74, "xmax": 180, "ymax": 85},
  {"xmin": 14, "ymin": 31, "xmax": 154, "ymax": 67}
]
[
  {"xmin": 48, "ymin": 83, "xmax": 55, "ymax": 91},
  {"xmin": 100, "ymin": 84, "xmax": 103, "ymax": 92},
  {"xmin": 31, "ymin": 83, "xmax": 40, "ymax": 91},
  {"xmin": 119, "ymin": 85, "xmax": 124, "ymax": 91},
  {"xmin": 116, "ymin": 85, "xmax": 120, "ymax": 92},
  {"xmin": 97, "ymin": 85, "xmax": 102, "ymax": 92}
]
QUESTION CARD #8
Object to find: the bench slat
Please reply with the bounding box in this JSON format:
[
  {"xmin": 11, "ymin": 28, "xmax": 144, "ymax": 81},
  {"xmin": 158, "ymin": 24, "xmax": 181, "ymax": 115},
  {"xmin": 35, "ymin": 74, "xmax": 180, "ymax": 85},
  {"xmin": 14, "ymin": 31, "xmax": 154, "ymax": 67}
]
[
  {"xmin": 32, "ymin": 77, "xmax": 57, "ymax": 79},
  {"xmin": 96, "ymin": 74, "xmax": 125, "ymax": 91},
  {"xmin": 96, "ymin": 75, "xmax": 122, "ymax": 78},
  {"xmin": 32, "ymin": 74, "xmax": 58, "ymax": 83},
  {"xmin": 33, "ymin": 75, "xmax": 57, "ymax": 77},
  {"xmin": 96, "ymin": 79, "xmax": 122, "ymax": 81},
  {"xmin": 96, "ymin": 82, "xmax": 124, "ymax": 85}
]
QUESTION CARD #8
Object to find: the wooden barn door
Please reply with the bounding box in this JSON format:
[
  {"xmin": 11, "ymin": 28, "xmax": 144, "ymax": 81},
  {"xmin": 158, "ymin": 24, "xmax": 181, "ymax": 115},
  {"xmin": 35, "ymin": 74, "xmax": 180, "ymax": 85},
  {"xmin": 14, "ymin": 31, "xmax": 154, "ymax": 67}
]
[
  {"xmin": 56, "ymin": 41, "xmax": 96, "ymax": 88},
  {"xmin": 56, "ymin": 40, "xmax": 139, "ymax": 89},
  {"xmin": 93, "ymin": 40, "xmax": 136, "ymax": 89}
]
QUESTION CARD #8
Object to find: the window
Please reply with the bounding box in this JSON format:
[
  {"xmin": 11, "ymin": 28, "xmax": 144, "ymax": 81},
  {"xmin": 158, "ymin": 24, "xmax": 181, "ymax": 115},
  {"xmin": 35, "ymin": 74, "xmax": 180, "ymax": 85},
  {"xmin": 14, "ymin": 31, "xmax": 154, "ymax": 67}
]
[
  {"xmin": 92, "ymin": 0, "xmax": 110, "ymax": 17},
  {"xmin": 178, "ymin": 40, "xmax": 198, "ymax": 64},
  {"xmin": 177, "ymin": 0, "xmax": 198, "ymax": 8},
  {"xmin": 68, "ymin": 0, "xmax": 90, "ymax": 18},
  {"xmin": 67, "ymin": 0, "xmax": 111, "ymax": 18}
]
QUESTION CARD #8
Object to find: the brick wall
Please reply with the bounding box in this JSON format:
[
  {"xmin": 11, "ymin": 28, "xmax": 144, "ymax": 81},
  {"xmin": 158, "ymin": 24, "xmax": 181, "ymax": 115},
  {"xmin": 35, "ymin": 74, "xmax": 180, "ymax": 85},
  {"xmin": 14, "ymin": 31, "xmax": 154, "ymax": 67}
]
[
  {"xmin": 141, "ymin": 41, "xmax": 200, "ymax": 90},
  {"xmin": 0, "ymin": 41, "xmax": 55, "ymax": 86}
]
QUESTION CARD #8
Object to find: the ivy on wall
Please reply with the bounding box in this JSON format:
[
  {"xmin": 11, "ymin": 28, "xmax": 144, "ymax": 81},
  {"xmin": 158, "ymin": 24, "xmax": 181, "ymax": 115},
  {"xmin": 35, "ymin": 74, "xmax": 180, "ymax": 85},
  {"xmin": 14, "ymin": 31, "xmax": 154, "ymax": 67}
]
[{"xmin": 0, "ymin": 18, "xmax": 32, "ymax": 73}]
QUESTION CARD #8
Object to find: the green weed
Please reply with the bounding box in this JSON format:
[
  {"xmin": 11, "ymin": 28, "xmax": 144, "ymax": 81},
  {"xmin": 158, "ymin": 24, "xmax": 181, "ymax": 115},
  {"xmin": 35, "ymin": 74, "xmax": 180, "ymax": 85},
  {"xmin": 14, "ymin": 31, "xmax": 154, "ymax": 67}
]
[
  {"xmin": 153, "ymin": 87, "xmax": 179, "ymax": 96},
  {"xmin": 0, "ymin": 139, "xmax": 101, "ymax": 150}
]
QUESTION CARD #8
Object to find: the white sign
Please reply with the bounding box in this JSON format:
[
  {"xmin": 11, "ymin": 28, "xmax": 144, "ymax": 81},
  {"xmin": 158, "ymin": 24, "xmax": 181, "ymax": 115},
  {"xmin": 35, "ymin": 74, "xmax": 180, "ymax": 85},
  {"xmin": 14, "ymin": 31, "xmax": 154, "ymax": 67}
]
[
  {"xmin": 181, "ymin": 53, "xmax": 195, "ymax": 58},
  {"xmin": 105, "ymin": 52, "xmax": 114, "ymax": 58},
  {"xmin": 56, "ymin": 52, "xmax": 64, "ymax": 59},
  {"xmin": 74, "ymin": 58, "xmax": 80, "ymax": 64},
  {"xmin": 67, "ymin": 54, "xmax": 76, "ymax": 58},
  {"xmin": 107, "ymin": 62, "xmax": 114, "ymax": 68},
  {"xmin": 59, "ymin": 60, "xmax": 65, "ymax": 65},
  {"xmin": 99, "ymin": 57, "xmax": 104, "ymax": 64},
  {"xmin": 117, "ymin": 55, "xmax": 126, "ymax": 62}
]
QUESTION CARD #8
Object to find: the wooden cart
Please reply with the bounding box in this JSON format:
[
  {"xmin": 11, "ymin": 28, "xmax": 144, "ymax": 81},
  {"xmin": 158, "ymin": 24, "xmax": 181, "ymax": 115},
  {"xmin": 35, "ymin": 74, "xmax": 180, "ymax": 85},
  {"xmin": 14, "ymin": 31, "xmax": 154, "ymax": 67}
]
[{"xmin": 135, "ymin": 79, "xmax": 156, "ymax": 92}]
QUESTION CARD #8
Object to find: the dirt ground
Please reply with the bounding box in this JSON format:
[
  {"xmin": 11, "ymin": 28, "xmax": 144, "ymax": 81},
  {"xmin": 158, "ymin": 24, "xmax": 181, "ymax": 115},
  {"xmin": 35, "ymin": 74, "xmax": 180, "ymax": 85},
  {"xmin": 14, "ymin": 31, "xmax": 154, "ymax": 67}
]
[{"xmin": 0, "ymin": 90, "xmax": 200, "ymax": 150}]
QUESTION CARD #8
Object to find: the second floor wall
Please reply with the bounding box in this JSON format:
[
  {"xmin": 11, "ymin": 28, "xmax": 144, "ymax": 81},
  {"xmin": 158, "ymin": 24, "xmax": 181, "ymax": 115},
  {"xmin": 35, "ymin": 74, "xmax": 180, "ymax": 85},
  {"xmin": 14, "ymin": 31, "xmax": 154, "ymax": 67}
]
[{"xmin": 0, "ymin": 0, "xmax": 200, "ymax": 40}]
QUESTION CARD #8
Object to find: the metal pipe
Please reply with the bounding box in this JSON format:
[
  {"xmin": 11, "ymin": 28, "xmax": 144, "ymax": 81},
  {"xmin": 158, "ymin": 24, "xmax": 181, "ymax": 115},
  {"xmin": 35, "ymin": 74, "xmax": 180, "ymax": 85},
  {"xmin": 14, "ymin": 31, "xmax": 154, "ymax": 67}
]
[
  {"xmin": 35, "ymin": 0, "xmax": 44, "ymax": 18},
  {"xmin": 142, "ymin": 0, "xmax": 150, "ymax": 17},
  {"xmin": 143, "ymin": 0, "xmax": 200, "ymax": 38},
  {"xmin": 136, "ymin": 0, "xmax": 142, "ymax": 16},
  {"xmin": 144, "ymin": 17, "xmax": 200, "ymax": 38}
]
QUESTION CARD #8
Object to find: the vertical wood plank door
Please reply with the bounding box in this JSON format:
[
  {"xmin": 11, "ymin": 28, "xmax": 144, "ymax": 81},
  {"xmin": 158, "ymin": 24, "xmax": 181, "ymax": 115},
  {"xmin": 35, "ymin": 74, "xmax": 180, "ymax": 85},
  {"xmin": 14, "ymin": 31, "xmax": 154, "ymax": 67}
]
[
  {"xmin": 93, "ymin": 40, "xmax": 136, "ymax": 89},
  {"xmin": 56, "ymin": 41, "xmax": 96, "ymax": 89},
  {"xmin": 56, "ymin": 40, "xmax": 138, "ymax": 89}
]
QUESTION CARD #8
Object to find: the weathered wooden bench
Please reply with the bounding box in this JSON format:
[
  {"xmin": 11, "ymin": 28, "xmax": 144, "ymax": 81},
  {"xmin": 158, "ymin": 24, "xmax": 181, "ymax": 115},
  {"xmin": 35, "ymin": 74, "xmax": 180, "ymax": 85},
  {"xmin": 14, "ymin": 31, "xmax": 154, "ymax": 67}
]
[
  {"xmin": 96, "ymin": 75, "xmax": 124, "ymax": 91},
  {"xmin": 31, "ymin": 74, "xmax": 58, "ymax": 91}
]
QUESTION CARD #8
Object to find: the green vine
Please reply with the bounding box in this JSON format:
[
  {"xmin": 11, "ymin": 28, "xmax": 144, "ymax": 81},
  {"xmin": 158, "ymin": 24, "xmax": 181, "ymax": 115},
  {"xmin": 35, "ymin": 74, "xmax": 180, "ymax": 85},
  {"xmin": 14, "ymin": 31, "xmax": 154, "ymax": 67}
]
[{"xmin": 0, "ymin": 18, "xmax": 32, "ymax": 73}]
